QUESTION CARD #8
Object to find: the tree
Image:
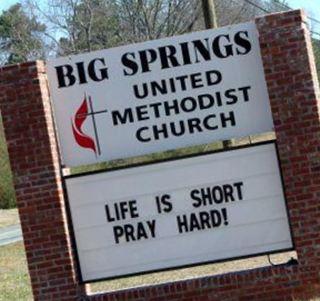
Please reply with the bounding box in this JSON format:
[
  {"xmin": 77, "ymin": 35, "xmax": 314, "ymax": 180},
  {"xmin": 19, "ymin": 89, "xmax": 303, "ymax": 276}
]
[
  {"xmin": 112, "ymin": 0, "xmax": 201, "ymax": 43},
  {"xmin": 0, "ymin": 3, "xmax": 46, "ymax": 64},
  {"xmin": 0, "ymin": 117, "xmax": 16, "ymax": 209},
  {"xmin": 25, "ymin": 0, "xmax": 295, "ymax": 57},
  {"xmin": 312, "ymin": 38, "xmax": 320, "ymax": 81},
  {"xmin": 26, "ymin": 0, "xmax": 121, "ymax": 56},
  {"xmin": 26, "ymin": 0, "xmax": 202, "ymax": 55}
]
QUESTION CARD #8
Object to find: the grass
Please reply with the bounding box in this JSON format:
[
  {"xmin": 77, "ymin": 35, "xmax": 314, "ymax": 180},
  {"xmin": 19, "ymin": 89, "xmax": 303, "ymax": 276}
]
[
  {"xmin": 0, "ymin": 241, "xmax": 297, "ymax": 300},
  {"xmin": 0, "ymin": 242, "xmax": 32, "ymax": 301},
  {"xmin": 0, "ymin": 209, "xmax": 19, "ymax": 228},
  {"xmin": 90, "ymin": 251, "xmax": 297, "ymax": 293}
]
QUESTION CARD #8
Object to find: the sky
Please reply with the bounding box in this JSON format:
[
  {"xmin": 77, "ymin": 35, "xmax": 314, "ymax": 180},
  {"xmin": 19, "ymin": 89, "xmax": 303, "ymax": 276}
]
[
  {"xmin": 0, "ymin": 0, "xmax": 19, "ymax": 11},
  {"xmin": 0, "ymin": 0, "xmax": 319, "ymax": 36}
]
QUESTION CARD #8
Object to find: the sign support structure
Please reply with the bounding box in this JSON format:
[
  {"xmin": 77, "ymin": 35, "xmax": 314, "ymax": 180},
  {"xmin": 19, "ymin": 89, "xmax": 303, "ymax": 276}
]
[
  {"xmin": 201, "ymin": 0, "xmax": 218, "ymax": 29},
  {"xmin": 0, "ymin": 9, "xmax": 320, "ymax": 301},
  {"xmin": 201, "ymin": 0, "xmax": 231, "ymax": 149}
]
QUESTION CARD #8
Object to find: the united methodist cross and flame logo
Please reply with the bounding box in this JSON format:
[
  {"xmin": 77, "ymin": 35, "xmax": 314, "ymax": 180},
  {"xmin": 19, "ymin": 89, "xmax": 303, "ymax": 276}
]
[{"xmin": 71, "ymin": 94, "xmax": 108, "ymax": 157}]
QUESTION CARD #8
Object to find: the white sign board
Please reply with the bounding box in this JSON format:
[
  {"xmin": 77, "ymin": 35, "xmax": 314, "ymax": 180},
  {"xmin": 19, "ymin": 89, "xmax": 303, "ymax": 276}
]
[
  {"xmin": 47, "ymin": 22, "xmax": 273, "ymax": 167},
  {"xmin": 64, "ymin": 142, "xmax": 293, "ymax": 282}
]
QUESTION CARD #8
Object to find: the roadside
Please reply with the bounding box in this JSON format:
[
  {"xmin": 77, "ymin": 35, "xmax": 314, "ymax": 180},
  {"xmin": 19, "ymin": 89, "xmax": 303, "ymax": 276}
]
[
  {"xmin": 0, "ymin": 209, "xmax": 22, "ymax": 246},
  {"xmin": 0, "ymin": 224, "xmax": 22, "ymax": 246},
  {"xmin": 0, "ymin": 209, "xmax": 19, "ymax": 228}
]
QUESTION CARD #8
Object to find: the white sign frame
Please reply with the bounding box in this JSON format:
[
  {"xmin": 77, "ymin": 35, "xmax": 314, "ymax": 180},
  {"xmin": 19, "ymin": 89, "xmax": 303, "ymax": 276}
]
[
  {"xmin": 63, "ymin": 141, "xmax": 293, "ymax": 283},
  {"xmin": 47, "ymin": 22, "xmax": 274, "ymax": 167}
]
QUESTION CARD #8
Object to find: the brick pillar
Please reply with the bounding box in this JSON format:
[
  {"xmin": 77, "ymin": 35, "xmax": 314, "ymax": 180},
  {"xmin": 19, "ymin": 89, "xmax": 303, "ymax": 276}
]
[
  {"xmin": 0, "ymin": 61, "xmax": 85, "ymax": 300},
  {"xmin": 256, "ymin": 8, "xmax": 320, "ymax": 296}
]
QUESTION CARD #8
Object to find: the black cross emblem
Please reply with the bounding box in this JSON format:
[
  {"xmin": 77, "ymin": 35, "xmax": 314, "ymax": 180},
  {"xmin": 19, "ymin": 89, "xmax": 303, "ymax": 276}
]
[{"xmin": 76, "ymin": 94, "xmax": 108, "ymax": 156}]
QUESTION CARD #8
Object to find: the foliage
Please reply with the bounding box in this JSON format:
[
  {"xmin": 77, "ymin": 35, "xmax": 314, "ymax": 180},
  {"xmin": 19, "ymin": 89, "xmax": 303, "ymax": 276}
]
[
  {"xmin": 55, "ymin": 0, "xmax": 121, "ymax": 55},
  {"xmin": 0, "ymin": 3, "xmax": 46, "ymax": 65},
  {"xmin": 0, "ymin": 118, "xmax": 16, "ymax": 209},
  {"xmin": 312, "ymin": 38, "xmax": 320, "ymax": 80}
]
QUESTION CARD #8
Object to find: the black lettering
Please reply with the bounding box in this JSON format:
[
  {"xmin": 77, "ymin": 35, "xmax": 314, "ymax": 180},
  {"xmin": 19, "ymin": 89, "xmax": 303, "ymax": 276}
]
[
  {"xmin": 221, "ymin": 111, "xmax": 236, "ymax": 128},
  {"xmin": 180, "ymin": 42, "xmax": 192, "ymax": 65},
  {"xmin": 177, "ymin": 214, "xmax": 189, "ymax": 233},
  {"xmin": 105, "ymin": 204, "xmax": 115, "ymax": 222},
  {"xmin": 223, "ymin": 184, "xmax": 235, "ymax": 202},
  {"xmin": 234, "ymin": 182, "xmax": 244, "ymax": 200},
  {"xmin": 156, "ymin": 194, "xmax": 173, "ymax": 213},
  {"xmin": 201, "ymin": 187, "xmax": 212, "ymax": 206},
  {"xmin": 146, "ymin": 220, "xmax": 156, "ymax": 238},
  {"xmin": 55, "ymin": 65, "xmax": 76, "ymax": 88},
  {"xmin": 113, "ymin": 226, "xmax": 123, "ymax": 244},
  {"xmin": 198, "ymin": 94, "xmax": 215, "ymax": 110},
  {"xmin": 190, "ymin": 212, "xmax": 201, "ymax": 231},
  {"xmin": 140, "ymin": 49, "xmax": 158, "ymax": 73},
  {"xmin": 212, "ymin": 34, "xmax": 233, "ymax": 58},
  {"xmin": 124, "ymin": 224, "xmax": 136, "ymax": 242},
  {"xmin": 238, "ymin": 86, "xmax": 251, "ymax": 102},
  {"xmin": 136, "ymin": 127, "xmax": 151, "ymax": 142},
  {"xmin": 206, "ymin": 70, "xmax": 222, "ymax": 86},
  {"xmin": 199, "ymin": 211, "xmax": 211, "ymax": 229},
  {"xmin": 136, "ymin": 105, "xmax": 149, "ymax": 121},
  {"xmin": 164, "ymin": 99, "xmax": 180, "ymax": 116},
  {"xmin": 210, "ymin": 210, "xmax": 222, "ymax": 227},
  {"xmin": 203, "ymin": 114, "xmax": 218, "ymax": 130},
  {"xmin": 180, "ymin": 97, "xmax": 197, "ymax": 112},
  {"xmin": 76, "ymin": 62, "xmax": 87, "ymax": 84},
  {"xmin": 88, "ymin": 58, "xmax": 109, "ymax": 82},
  {"xmin": 190, "ymin": 189, "xmax": 202, "ymax": 208},
  {"xmin": 153, "ymin": 124, "xmax": 169, "ymax": 140},
  {"xmin": 190, "ymin": 72, "xmax": 204, "ymax": 89},
  {"xmin": 176, "ymin": 75, "xmax": 188, "ymax": 91},
  {"xmin": 170, "ymin": 121, "xmax": 185, "ymax": 137},
  {"xmin": 225, "ymin": 89, "xmax": 238, "ymax": 105},
  {"xmin": 212, "ymin": 186, "xmax": 224, "ymax": 204},
  {"xmin": 188, "ymin": 118, "xmax": 202, "ymax": 134},
  {"xmin": 133, "ymin": 83, "xmax": 148, "ymax": 99},
  {"xmin": 149, "ymin": 102, "xmax": 162, "ymax": 118},
  {"xmin": 129, "ymin": 200, "xmax": 139, "ymax": 218},
  {"xmin": 159, "ymin": 45, "xmax": 180, "ymax": 69},
  {"xmin": 112, "ymin": 109, "xmax": 134, "ymax": 125},
  {"xmin": 151, "ymin": 80, "xmax": 168, "ymax": 96},
  {"xmin": 193, "ymin": 39, "xmax": 211, "ymax": 63},
  {"xmin": 122, "ymin": 52, "xmax": 139, "ymax": 76},
  {"xmin": 235, "ymin": 31, "xmax": 252, "ymax": 55}
]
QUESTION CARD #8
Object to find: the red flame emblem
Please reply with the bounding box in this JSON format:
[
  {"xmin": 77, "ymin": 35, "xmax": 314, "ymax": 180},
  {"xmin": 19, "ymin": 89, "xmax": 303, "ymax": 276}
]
[{"xmin": 72, "ymin": 96, "xmax": 97, "ymax": 155}]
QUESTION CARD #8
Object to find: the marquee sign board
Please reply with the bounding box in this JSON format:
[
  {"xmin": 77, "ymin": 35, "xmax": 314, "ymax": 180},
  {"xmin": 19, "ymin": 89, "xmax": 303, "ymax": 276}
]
[
  {"xmin": 47, "ymin": 22, "xmax": 273, "ymax": 167},
  {"xmin": 64, "ymin": 142, "xmax": 293, "ymax": 282}
]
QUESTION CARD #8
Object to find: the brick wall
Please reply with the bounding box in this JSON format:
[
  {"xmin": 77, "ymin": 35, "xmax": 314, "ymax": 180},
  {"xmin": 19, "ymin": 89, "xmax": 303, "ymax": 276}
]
[
  {"xmin": 0, "ymin": 9, "xmax": 319, "ymax": 301},
  {"xmin": 0, "ymin": 62, "xmax": 85, "ymax": 300}
]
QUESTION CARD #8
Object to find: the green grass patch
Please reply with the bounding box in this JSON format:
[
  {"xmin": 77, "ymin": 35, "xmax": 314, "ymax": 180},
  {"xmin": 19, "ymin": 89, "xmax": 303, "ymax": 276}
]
[{"xmin": 0, "ymin": 242, "xmax": 32, "ymax": 301}]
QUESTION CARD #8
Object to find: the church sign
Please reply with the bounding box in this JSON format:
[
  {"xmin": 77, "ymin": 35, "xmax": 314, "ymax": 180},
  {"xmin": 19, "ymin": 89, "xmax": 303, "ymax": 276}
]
[
  {"xmin": 47, "ymin": 22, "xmax": 273, "ymax": 167},
  {"xmin": 64, "ymin": 142, "xmax": 293, "ymax": 282}
]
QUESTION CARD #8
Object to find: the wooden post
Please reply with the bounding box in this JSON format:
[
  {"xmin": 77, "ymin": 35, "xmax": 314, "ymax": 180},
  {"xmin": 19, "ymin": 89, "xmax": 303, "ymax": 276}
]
[
  {"xmin": 201, "ymin": 0, "xmax": 218, "ymax": 29},
  {"xmin": 201, "ymin": 0, "xmax": 232, "ymax": 148}
]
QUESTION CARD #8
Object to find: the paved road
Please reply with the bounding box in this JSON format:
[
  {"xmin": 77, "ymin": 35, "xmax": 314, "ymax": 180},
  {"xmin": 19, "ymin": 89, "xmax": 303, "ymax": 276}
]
[{"xmin": 0, "ymin": 224, "xmax": 22, "ymax": 246}]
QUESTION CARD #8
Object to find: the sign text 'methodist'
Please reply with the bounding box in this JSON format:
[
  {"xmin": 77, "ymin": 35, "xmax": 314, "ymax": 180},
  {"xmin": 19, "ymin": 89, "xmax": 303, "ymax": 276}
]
[{"xmin": 104, "ymin": 181, "xmax": 244, "ymax": 244}]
